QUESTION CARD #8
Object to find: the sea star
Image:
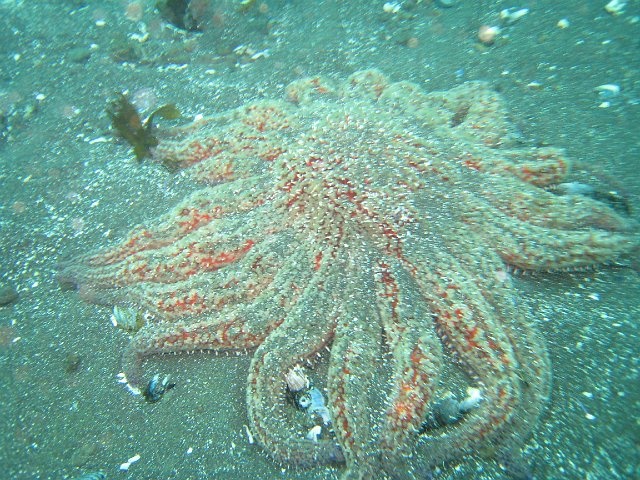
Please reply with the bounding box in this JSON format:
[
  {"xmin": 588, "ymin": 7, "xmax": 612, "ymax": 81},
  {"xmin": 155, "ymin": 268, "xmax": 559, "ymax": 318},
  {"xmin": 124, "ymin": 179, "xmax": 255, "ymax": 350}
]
[{"xmin": 59, "ymin": 70, "xmax": 637, "ymax": 478}]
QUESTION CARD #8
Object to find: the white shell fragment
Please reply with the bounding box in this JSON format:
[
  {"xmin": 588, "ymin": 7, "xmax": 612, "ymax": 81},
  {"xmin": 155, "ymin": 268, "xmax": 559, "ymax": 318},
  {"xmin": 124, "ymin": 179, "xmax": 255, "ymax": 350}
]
[
  {"xmin": 110, "ymin": 305, "xmax": 149, "ymax": 332},
  {"xmin": 458, "ymin": 387, "xmax": 483, "ymax": 413},
  {"xmin": 594, "ymin": 84, "xmax": 621, "ymax": 96},
  {"xmin": 500, "ymin": 8, "xmax": 529, "ymax": 24},
  {"xmin": 605, "ymin": 0, "xmax": 627, "ymax": 16},
  {"xmin": 306, "ymin": 425, "xmax": 323, "ymax": 442},
  {"xmin": 383, "ymin": 2, "xmax": 402, "ymax": 14},
  {"xmin": 243, "ymin": 424, "xmax": 255, "ymax": 444},
  {"xmin": 119, "ymin": 453, "xmax": 141, "ymax": 471},
  {"xmin": 284, "ymin": 365, "xmax": 310, "ymax": 392}
]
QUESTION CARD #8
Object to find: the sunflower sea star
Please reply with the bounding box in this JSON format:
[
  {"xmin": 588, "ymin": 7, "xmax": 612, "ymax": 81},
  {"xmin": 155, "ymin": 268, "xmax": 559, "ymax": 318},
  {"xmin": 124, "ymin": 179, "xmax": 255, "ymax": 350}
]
[{"xmin": 59, "ymin": 70, "xmax": 637, "ymax": 478}]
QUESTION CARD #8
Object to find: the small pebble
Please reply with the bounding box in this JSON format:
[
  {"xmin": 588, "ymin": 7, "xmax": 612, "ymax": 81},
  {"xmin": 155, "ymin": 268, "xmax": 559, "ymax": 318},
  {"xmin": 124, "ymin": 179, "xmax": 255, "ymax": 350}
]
[
  {"xmin": 64, "ymin": 353, "xmax": 83, "ymax": 374},
  {"xmin": 478, "ymin": 25, "xmax": 500, "ymax": 45},
  {"xmin": 67, "ymin": 46, "xmax": 93, "ymax": 64},
  {"xmin": 70, "ymin": 441, "xmax": 99, "ymax": 467}
]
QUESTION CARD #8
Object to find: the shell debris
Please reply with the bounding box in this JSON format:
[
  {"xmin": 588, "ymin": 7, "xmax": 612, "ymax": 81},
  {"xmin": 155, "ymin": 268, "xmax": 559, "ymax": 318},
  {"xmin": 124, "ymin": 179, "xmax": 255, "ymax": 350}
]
[
  {"xmin": 594, "ymin": 84, "xmax": 621, "ymax": 108},
  {"xmin": 594, "ymin": 84, "xmax": 621, "ymax": 96},
  {"xmin": 243, "ymin": 424, "xmax": 255, "ymax": 444},
  {"xmin": 284, "ymin": 365, "xmax": 310, "ymax": 392},
  {"xmin": 110, "ymin": 305, "xmax": 150, "ymax": 332},
  {"xmin": 119, "ymin": 453, "xmax": 141, "ymax": 471},
  {"xmin": 383, "ymin": 2, "xmax": 402, "ymax": 14},
  {"xmin": 306, "ymin": 425, "xmax": 323, "ymax": 442},
  {"xmin": 499, "ymin": 8, "xmax": 529, "ymax": 24},
  {"xmin": 605, "ymin": 0, "xmax": 627, "ymax": 15}
]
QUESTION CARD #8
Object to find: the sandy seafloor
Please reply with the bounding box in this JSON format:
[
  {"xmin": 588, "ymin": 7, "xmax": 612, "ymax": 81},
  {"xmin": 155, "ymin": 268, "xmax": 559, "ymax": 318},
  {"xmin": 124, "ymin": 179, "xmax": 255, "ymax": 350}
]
[{"xmin": 0, "ymin": 1, "xmax": 639, "ymax": 479}]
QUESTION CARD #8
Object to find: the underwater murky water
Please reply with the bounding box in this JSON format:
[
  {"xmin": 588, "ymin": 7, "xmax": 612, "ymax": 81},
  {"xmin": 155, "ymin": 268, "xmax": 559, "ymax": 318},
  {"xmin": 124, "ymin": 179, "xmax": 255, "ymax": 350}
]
[{"xmin": 1, "ymin": 1, "xmax": 638, "ymax": 479}]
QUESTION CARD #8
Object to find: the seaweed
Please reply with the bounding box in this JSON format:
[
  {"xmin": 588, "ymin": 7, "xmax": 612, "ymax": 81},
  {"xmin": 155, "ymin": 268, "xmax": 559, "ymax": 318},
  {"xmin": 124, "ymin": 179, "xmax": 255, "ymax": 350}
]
[{"xmin": 107, "ymin": 93, "xmax": 180, "ymax": 161}]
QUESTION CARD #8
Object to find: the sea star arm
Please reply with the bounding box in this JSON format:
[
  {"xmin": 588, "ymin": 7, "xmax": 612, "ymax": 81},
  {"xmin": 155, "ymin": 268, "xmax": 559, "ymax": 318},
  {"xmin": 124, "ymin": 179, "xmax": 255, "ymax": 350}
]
[
  {"xmin": 57, "ymin": 178, "xmax": 270, "ymax": 314},
  {"xmin": 448, "ymin": 245, "xmax": 552, "ymax": 473},
  {"xmin": 118, "ymin": 229, "xmax": 320, "ymax": 386},
  {"xmin": 121, "ymin": 316, "xmax": 279, "ymax": 388},
  {"xmin": 118, "ymin": 269, "xmax": 294, "ymax": 387},
  {"xmin": 487, "ymin": 213, "xmax": 637, "ymax": 271},
  {"xmin": 457, "ymin": 186, "xmax": 638, "ymax": 271},
  {"xmin": 455, "ymin": 144, "xmax": 570, "ymax": 188},
  {"xmin": 326, "ymin": 255, "xmax": 386, "ymax": 479},
  {"xmin": 408, "ymin": 247, "xmax": 524, "ymax": 470},
  {"xmin": 374, "ymin": 259, "xmax": 443, "ymax": 471},
  {"xmin": 488, "ymin": 289, "xmax": 551, "ymax": 474},
  {"xmin": 246, "ymin": 259, "xmax": 345, "ymax": 468},
  {"xmin": 484, "ymin": 183, "xmax": 634, "ymax": 232},
  {"xmin": 153, "ymin": 101, "xmax": 294, "ymax": 182}
]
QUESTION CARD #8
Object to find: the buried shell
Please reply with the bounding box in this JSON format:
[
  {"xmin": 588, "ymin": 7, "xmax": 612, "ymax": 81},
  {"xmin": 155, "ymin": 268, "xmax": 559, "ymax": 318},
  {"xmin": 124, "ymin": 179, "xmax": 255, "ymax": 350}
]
[
  {"xmin": 421, "ymin": 387, "xmax": 483, "ymax": 431},
  {"xmin": 552, "ymin": 182, "xmax": 631, "ymax": 215}
]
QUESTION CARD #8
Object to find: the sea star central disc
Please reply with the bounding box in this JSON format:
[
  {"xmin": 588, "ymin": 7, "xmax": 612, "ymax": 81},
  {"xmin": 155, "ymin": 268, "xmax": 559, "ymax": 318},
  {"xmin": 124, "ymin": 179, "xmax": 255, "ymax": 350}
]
[{"xmin": 59, "ymin": 70, "xmax": 637, "ymax": 478}]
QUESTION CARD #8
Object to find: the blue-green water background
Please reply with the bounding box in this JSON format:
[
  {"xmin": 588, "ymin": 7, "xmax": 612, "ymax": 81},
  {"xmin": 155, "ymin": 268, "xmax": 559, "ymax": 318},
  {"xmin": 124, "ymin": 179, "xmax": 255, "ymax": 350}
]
[{"xmin": 0, "ymin": 1, "xmax": 638, "ymax": 479}]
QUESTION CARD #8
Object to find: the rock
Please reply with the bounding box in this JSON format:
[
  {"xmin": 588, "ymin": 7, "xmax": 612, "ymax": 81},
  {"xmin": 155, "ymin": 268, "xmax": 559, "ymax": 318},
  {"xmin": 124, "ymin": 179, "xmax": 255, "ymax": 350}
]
[
  {"xmin": 67, "ymin": 46, "xmax": 92, "ymax": 64},
  {"xmin": 0, "ymin": 283, "xmax": 18, "ymax": 306},
  {"xmin": 64, "ymin": 352, "xmax": 83, "ymax": 374},
  {"xmin": 70, "ymin": 441, "xmax": 99, "ymax": 467}
]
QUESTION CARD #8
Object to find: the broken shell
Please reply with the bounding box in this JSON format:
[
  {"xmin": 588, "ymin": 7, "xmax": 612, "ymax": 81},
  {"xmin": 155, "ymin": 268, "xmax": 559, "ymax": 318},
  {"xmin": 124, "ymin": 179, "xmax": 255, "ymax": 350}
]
[
  {"xmin": 458, "ymin": 387, "xmax": 483, "ymax": 413},
  {"xmin": 297, "ymin": 392, "xmax": 312, "ymax": 409},
  {"xmin": 306, "ymin": 425, "xmax": 323, "ymax": 442},
  {"xmin": 119, "ymin": 453, "xmax": 141, "ymax": 471},
  {"xmin": 594, "ymin": 84, "xmax": 620, "ymax": 96},
  {"xmin": 500, "ymin": 8, "xmax": 529, "ymax": 24},
  {"xmin": 284, "ymin": 365, "xmax": 309, "ymax": 392},
  {"xmin": 605, "ymin": 0, "xmax": 627, "ymax": 16},
  {"xmin": 111, "ymin": 305, "xmax": 148, "ymax": 332},
  {"xmin": 553, "ymin": 182, "xmax": 596, "ymax": 197},
  {"xmin": 383, "ymin": 2, "xmax": 401, "ymax": 14}
]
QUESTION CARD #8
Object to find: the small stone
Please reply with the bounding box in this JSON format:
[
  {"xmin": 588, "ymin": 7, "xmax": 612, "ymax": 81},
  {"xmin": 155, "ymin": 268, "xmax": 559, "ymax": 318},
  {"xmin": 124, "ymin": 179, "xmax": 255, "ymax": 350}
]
[
  {"xmin": 64, "ymin": 352, "xmax": 83, "ymax": 374},
  {"xmin": 70, "ymin": 441, "xmax": 99, "ymax": 467},
  {"xmin": 0, "ymin": 283, "xmax": 18, "ymax": 306},
  {"xmin": 67, "ymin": 46, "xmax": 93, "ymax": 64}
]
